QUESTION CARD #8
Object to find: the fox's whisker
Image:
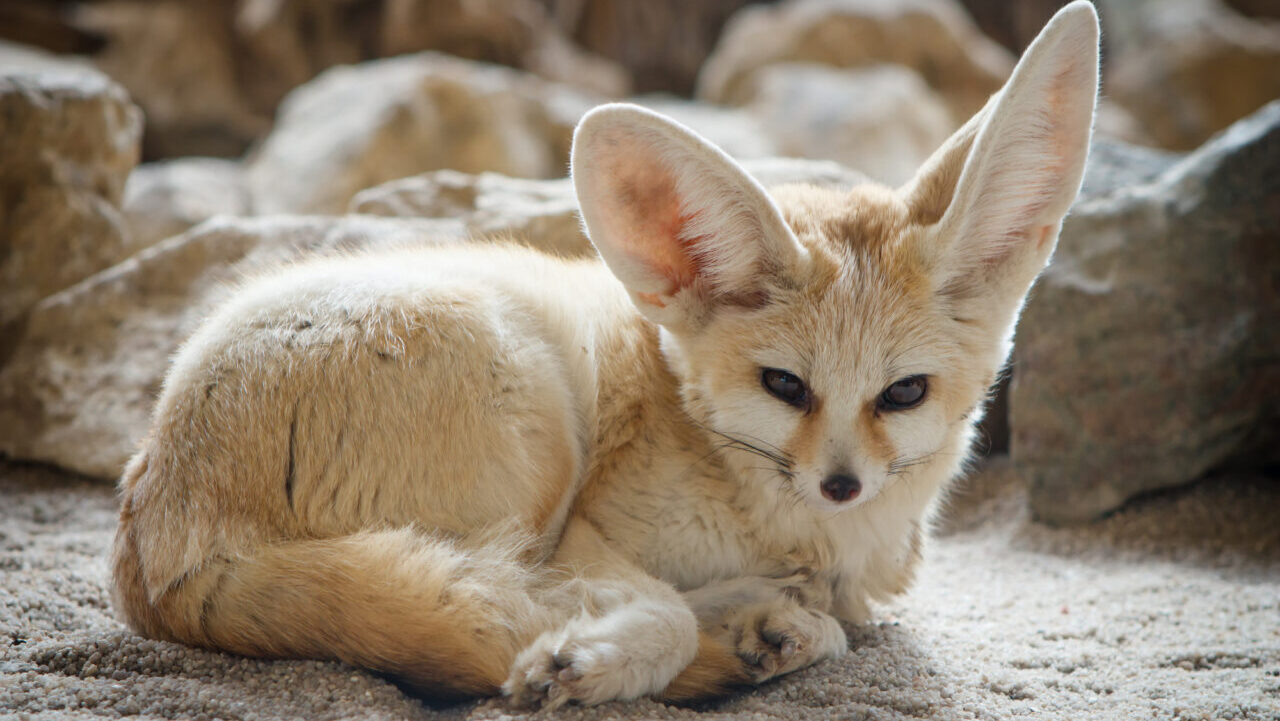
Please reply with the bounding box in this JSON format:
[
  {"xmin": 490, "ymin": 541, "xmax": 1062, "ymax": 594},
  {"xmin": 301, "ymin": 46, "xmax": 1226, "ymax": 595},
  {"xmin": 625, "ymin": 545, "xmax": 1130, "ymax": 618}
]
[{"xmin": 690, "ymin": 421, "xmax": 794, "ymax": 469}]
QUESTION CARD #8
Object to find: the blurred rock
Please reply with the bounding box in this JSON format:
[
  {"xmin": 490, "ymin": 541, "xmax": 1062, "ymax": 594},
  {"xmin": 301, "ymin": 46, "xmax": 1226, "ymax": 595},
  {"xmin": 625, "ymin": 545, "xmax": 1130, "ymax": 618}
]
[
  {"xmin": 0, "ymin": 1, "xmax": 107, "ymax": 55},
  {"xmin": 1223, "ymin": 0, "xmax": 1280, "ymax": 18},
  {"xmin": 245, "ymin": 52, "xmax": 601, "ymax": 215},
  {"xmin": 952, "ymin": 0, "xmax": 1068, "ymax": 53},
  {"xmin": 744, "ymin": 63, "xmax": 954, "ymax": 186},
  {"xmin": 0, "ymin": 38, "xmax": 97, "ymax": 73},
  {"xmin": 0, "ymin": 49, "xmax": 142, "ymax": 350},
  {"xmin": 235, "ymin": 0, "xmax": 628, "ymax": 103},
  {"xmin": 697, "ymin": 0, "xmax": 1014, "ymax": 122},
  {"xmin": 352, "ymin": 157, "xmax": 870, "ymax": 259},
  {"xmin": 632, "ymin": 97, "xmax": 777, "ymax": 159},
  {"xmin": 75, "ymin": 0, "xmax": 269, "ymax": 159},
  {"xmin": 542, "ymin": 0, "xmax": 761, "ymax": 95},
  {"xmin": 351, "ymin": 171, "xmax": 590, "ymax": 257},
  {"xmin": 230, "ymin": 0, "xmax": 370, "ymax": 117},
  {"xmin": 72, "ymin": 0, "xmax": 626, "ymax": 159},
  {"xmin": 376, "ymin": 0, "xmax": 629, "ymax": 97},
  {"xmin": 1013, "ymin": 101, "xmax": 1280, "ymax": 523},
  {"xmin": 123, "ymin": 158, "xmax": 250, "ymax": 249},
  {"xmin": 742, "ymin": 156, "xmax": 872, "ymax": 190},
  {"xmin": 1093, "ymin": 98, "xmax": 1152, "ymax": 147},
  {"xmin": 1099, "ymin": 0, "xmax": 1280, "ymax": 150},
  {"xmin": 0, "ymin": 215, "xmax": 468, "ymax": 479}
]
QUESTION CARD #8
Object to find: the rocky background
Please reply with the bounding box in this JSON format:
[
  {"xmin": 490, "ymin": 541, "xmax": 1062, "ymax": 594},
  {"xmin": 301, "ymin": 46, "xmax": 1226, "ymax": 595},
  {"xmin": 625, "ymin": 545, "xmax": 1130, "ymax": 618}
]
[{"xmin": 0, "ymin": 0, "xmax": 1277, "ymax": 523}]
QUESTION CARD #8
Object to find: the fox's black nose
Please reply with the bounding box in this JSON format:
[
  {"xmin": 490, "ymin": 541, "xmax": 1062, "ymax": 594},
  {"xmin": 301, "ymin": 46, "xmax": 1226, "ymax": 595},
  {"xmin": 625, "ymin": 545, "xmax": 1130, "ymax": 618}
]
[{"xmin": 820, "ymin": 473, "xmax": 862, "ymax": 503}]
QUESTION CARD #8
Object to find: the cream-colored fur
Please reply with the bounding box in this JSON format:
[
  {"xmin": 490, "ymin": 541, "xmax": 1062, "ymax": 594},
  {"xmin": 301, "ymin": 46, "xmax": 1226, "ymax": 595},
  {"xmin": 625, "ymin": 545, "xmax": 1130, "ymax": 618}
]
[{"xmin": 111, "ymin": 2, "xmax": 1099, "ymax": 708}]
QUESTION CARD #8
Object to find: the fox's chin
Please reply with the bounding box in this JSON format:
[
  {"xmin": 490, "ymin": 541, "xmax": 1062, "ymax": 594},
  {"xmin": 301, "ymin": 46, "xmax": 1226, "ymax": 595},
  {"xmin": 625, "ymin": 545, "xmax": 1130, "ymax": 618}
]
[{"xmin": 798, "ymin": 489, "xmax": 874, "ymax": 517}]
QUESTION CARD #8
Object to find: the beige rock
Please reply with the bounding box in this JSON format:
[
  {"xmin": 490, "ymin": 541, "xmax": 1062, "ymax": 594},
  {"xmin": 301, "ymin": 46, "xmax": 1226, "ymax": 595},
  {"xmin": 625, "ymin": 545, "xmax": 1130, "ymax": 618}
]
[
  {"xmin": 70, "ymin": 0, "xmax": 627, "ymax": 159},
  {"xmin": 1100, "ymin": 0, "xmax": 1280, "ymax": 150},
  {"xmin": 0, "ymin": 39, "xmax": 97, "ymax": 73},
  {"xmin": 697, "ymin": 0, "xmax": 1013, "ymax": 122},
  {"xmin": 745, "ymin": 63, "xmax": 955, "ymax": 185},
  {"xmin": 948, "ymin": 0, "xmax": 1067, "ymax": 54},
  {"xmin": 632, "ymin": 97, "xmax": 778, "ymax": 160},
  {"xmin": 350, "ymin": 171, "xmax": 590, "ymax": 257},
  {"xmin": 75, "ymin": 0, "xmax": 269, "ymax": 158},
  {"xmin": 123, "ymin": 158, "xmax": 250, "ymax": 249},
  {"xmin": 1093, "ymin": 97, "xmax": 1152, "ymax": 147},
  {"xmin": 545, "ymin": 0, "xmax": 758, "ymax": 95},
  {"xmin": 741, "ymin": 156, "xmax": 872, "ymax": 190},
  {"xmin": 376, "ymin": 0, "xmax": 629, "ymax": 97},
  {"xmin": 233, "ymin": 0, "xmax": 629, "ymax": 105},
  {"xmin": 0, "ymin": 215, "xmax": 467, "ymax": 480},
  {"xmin": 0, "ymin": 50, "xmax": 142, "ymax": 346},
  {"xmin": 245, "ymin": 52, "xmax": 602, "ymax": 215},
  {"xmin": 351, "ymin": 158, "xmax": 869, "ymax": 257}
]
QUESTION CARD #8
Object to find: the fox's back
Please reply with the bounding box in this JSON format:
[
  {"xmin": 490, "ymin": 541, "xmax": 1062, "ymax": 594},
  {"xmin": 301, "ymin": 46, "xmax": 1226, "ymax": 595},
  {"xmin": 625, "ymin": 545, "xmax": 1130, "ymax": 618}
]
[{"xmin": 116, "ymin": 243, "xmax": 632, "ymax": 608}]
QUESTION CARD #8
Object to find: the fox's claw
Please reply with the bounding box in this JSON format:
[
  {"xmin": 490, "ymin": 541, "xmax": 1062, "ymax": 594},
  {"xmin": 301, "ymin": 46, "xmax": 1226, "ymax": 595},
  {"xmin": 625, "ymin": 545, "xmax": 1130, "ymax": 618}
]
[
  {"xmin": 726, "ymin": 600, "xmax": 847, "ymax": 683},
  {"xmin": 503, "ymin": 619, "xmax": 657, "ymax": 709},
  {"xmin": 506, "ymin": 637, "xmax": 584, "ymax": 710}
]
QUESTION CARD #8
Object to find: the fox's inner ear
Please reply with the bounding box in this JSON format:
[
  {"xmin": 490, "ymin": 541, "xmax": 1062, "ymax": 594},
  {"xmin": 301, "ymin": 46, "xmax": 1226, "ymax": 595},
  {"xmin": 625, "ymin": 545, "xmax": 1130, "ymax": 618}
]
[
  {"xmin": 904, "ymin": 0, "xmax": 1099, "ymax": 321},
  {"xmin": 571, "ymin": 103, "xmax": 806, "ymax": 331}
]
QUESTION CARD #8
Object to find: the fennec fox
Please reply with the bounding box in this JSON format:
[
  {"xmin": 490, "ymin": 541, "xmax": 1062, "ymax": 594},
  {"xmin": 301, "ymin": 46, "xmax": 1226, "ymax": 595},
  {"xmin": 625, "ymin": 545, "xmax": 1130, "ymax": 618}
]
[{"xmin": 111, "ymin": 2, "xmax": 1098, "ymax": 707}]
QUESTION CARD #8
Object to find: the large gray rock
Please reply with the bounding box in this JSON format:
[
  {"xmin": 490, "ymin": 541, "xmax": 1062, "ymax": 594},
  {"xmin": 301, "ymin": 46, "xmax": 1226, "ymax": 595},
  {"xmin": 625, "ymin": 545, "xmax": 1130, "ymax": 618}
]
[
  {"xmin": 697, "ymin": 0, "xmax": 1013, "ymax": 122},
  {"xmin": 0, "ymin": 215, "xmax": 466, "ymax": 480},
  {"xmin": 1012, "ymin": 101, "xmax": 1280, "ymax": 523},
  {"xmin": 0, "ymin": 48, "xmax": 143, "ymax": 350},
  {"xmin": 246, "ymin": 52, "xmax": 601, "ymax": 215}
]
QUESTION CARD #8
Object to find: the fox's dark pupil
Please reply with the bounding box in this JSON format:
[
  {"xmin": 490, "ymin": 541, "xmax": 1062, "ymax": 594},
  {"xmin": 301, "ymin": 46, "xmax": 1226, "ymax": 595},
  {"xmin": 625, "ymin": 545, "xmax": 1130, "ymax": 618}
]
[
  {"xmin": 762, "ymin": 369, "xmax": 807, "ymax": 408},
  {"xmin": 881, "ymin": 376, "xmax": 927, "ymax": 409}
]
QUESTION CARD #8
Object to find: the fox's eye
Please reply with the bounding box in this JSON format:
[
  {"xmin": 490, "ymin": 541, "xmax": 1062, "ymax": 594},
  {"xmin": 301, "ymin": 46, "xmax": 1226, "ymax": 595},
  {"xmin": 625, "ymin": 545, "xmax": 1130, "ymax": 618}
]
[
  {"xmin": 761, "ymin": 368, "xmax": 809, "ymax": 409},
  {"xmin": 879, "ymin": 376, "xmax": 928, "ymax": 410}
]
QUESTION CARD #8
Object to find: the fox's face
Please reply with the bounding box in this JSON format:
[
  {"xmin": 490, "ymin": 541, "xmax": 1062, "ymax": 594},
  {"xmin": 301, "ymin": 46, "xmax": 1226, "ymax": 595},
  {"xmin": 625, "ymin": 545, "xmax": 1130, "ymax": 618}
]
[
  {"xmin": 572, "ymin": 12, "xmax": 1097, "ymax": 513},
  {"xmin": 665, "ymin": 185, "xmax": 993, "ymax": 513}
]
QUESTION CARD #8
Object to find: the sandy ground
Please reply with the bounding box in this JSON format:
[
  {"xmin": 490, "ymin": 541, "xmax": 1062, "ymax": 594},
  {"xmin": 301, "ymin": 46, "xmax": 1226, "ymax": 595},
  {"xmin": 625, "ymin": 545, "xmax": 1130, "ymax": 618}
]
[{"xmin": 1, "ymin": 457, "xmax": 1277, "ymax": 721}]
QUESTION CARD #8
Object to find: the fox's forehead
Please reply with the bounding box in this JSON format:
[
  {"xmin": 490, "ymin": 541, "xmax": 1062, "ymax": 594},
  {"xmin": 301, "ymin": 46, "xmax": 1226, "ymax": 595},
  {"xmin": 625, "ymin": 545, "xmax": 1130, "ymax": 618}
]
[
  {"xmin": 771, "ymin": 181, "xmax": 932, "ymax": 315},
  {"xmin": 771, "ymin": 183, "xmax": 914, "ymax": 257},
  {"xmin": 755, "ymin": 183, "xmax": 945, "ymax": 383}
]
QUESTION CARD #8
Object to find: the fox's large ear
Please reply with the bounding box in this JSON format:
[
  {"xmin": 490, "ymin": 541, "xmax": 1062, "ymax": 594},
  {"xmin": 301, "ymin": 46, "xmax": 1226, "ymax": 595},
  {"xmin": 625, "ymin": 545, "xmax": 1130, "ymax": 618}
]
[
  {"xmin": 572, "ymin": 104, "xmax": 807, "ymax": 331},
  {"xmin": 904, "ymin": 0, "xmax": 1098, "ymax": 327}
]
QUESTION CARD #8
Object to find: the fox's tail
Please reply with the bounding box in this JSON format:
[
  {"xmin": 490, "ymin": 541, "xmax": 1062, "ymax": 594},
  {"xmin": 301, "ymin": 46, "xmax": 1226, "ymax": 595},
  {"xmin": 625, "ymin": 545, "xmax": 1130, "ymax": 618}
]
[{"xmin": 112, "ymin": 516, "xmax": 553, "ymax": 700}]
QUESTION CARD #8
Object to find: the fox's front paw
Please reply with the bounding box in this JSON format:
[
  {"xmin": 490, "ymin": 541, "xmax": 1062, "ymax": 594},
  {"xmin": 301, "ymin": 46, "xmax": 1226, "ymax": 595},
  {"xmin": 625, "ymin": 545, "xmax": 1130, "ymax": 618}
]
[
  {"xmin": 504, "ymin": 629, "xmax": 619, "ymax": 709},
  {"xmin": 720, "ymin": 600, "xmax": 847, "ymax": 682},
  {"xmin": 503, "ymin": 611, "xmax": 690, "ymax": 709}
]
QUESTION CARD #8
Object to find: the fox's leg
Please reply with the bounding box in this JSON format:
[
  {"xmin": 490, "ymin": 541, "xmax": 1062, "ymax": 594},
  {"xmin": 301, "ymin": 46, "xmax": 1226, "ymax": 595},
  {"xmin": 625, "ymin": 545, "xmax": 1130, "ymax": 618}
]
[
  {"xmin": 113, "ymin": 521, "xmax": 556, "ymax": 701},
  {"xmin": 659, "ymin": 575, "xmax": 847, "ymax": 702},
  {"xmin": 503, "ymin": 519, "xmax": 700, "ymax": 708}
]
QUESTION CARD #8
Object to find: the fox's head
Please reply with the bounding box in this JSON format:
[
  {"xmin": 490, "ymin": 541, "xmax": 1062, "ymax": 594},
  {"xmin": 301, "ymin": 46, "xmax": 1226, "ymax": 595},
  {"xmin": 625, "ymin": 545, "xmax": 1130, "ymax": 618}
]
[{"xmin": 572, "ymin": 2, "xmax": 1099, "ymax": 515}]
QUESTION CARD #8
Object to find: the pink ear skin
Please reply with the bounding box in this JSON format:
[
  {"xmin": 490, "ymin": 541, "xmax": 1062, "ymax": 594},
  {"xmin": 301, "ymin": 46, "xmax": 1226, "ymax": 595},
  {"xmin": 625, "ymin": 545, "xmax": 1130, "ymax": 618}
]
[
  {"xmin": 572, "ymin": 104, "xmax": 806, "ymax": 327},
  {"xmin": 916, "ymin": 0, "xmax": 1098, "ymax": 303},
  {"xmin": 600, "ymin": 152, "xmax": 704, "ymax": 307}
]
